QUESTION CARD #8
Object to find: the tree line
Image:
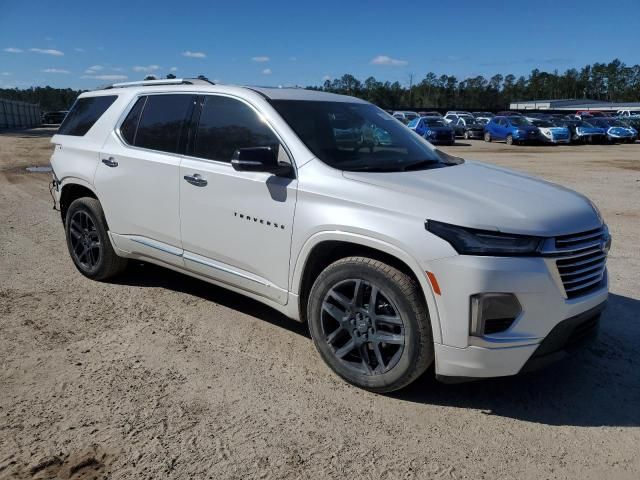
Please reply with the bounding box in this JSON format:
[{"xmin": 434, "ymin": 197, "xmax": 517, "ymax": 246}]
[{"xmin": 1, "ymin": 59, "xmax": 638, "ymax": 112}]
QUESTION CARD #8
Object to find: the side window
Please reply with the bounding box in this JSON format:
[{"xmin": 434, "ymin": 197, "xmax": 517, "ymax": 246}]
[
  {"xmin": 193, "ymin": 95, "xmax": 279, "ymax": 162},
  {"xmin": 120, "ymin": 96, "xmax": 146, "ymax": 145},
  {"xmin": 134, "ymin": 94, "xmax": 195, "ymax": 154},
  {"xmin": 407, "ymin": 119, "xmax": 418, "ymax": 128},
  {"xmin": 58, "ymin": 95, "xmax": 118, "ymax": 136}
]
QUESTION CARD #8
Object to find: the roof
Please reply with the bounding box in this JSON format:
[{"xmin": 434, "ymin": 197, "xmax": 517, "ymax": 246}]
[
  {"xmin": 510, "ymin": 98, "xmax": 640, "ymax": 111},
  {"xmin": 87, "ymin": 78, "xmax": 367, "ymax": 103}
]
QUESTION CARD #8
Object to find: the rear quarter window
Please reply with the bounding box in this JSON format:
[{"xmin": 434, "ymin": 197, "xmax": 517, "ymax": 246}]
[{"xmin": 58, "ymin": 95, "xmax": 118, "ymax": 136}]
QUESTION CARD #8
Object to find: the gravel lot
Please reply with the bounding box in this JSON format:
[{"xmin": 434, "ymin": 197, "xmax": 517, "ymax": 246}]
[{"xmin": 1, "ymin": 128, "xmax": 639, "ymax": 479}]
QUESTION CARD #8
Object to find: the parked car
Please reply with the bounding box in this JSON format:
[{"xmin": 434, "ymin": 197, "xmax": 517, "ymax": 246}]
[
  {"xmin": 393, "ymin": 111, "xmax": 420, "ymax": 124},
  {"xmin": 471, "ymin": 111, "xmax": 494, "ymax": 119},
  {"xmin": 588, "ymin": 117, "xmax": 638, "ymax": 143},
  {"xmin": 496, "ymin": 111, "xmax": 523, "ymax": 117},
  {"xmin": 529, "ymin": 119, "xmax": 571, "ymax": 144},
  {"xmin": 49, "ymin": 78, "xmax": 610, "ymax": 392},
  {"xmin": 408, "ymin": 116, "xmax": 456, "ymax": 145},
  {"xmin": 615, "ymin": 109, "xmax": 640, "ymax": 119},
  {"xmin": 484, "ymin": 116, "xmax": 540, "ymax": 145},
  {"xmin": 445, "ymin": 110, "xmax": 472, "ymax": 117},
  {"xmin": 418, "ymin": 111, "xmax": 442, "ymax": 117},
  {"xmin": 576, "ymin": 111, "xmax": 609, "ymax": 118},
  {"xmin": 42, "ymin": 110, "xmax": 69, "ymax": 124},
  {"xmin": 451, "ymin": 116, "xmax": 485, "ymax": 139},
  {"xmin": 554, "ymin": 119, "xmax": 607, "ymax": 143}
]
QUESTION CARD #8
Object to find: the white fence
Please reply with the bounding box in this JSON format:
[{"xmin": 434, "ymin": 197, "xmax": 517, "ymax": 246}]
[{"xmin": 0, "ymin": 99, "xmax": 42, "ymax": 128}]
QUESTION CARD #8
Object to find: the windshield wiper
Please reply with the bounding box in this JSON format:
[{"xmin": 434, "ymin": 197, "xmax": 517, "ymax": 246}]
[
  {"xmin": 401, "ymin": 159, "xmax": 440, "ymax": 171},
  {"xmin": 347, "ymin": 165, "xmax": 401, "ymax": 172}
]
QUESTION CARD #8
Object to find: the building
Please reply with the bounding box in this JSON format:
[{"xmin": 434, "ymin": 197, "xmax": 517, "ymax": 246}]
[{"xmin": 509, "ymin": 99, "xmax": 640, "ymax": 112}]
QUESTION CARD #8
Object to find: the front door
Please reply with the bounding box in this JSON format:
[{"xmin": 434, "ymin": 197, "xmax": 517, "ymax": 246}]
[{"xmin": 179, "ymin": 94, "xmax": 297, "ymax": 305}]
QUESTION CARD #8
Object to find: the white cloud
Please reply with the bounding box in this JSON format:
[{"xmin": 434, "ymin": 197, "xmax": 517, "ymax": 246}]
[
  {"xmin": 74, "ymin": 48, "xmax": 85, "ymax": 52},
  {"xmin": 1, "ymin": 72, "xmax": 11, "ymax": 76},
  {"xmin": 84, "ymin": 65, "xmax": 104, "ymax": 74},
  {"xmin": 133, "ymin": 64, "xmax": 160, "ymax": 72},
  {"xmin": 370, "ymin": 55, "xmax": 408, "ymax": 67},
  {"xmin": 252, "ymin": 56, "xmax": 270, "ymax": 63},
  {"xmin": 42, "ymin": 68, "xmax": 70, "ymax": 74},
  {"xmin": 262, "ymin": 68, "xmax": 272, "ymax": 75},
  {"xmin": 322, "ymin": 75, "xmax": 331, "ymax": 81},
  {"xmin": 4, "ymin": 47, "xmax": 23, "ymax": 53},
  {"xmin": 170, "ymin": 66, "xmax": 178, "ymax": 72},
  {"xmin": 30, "ymin": 48, "xmax": 64, "ymax": 56},
  {"xmin": 182, "ymin": 51, "xmax": 206, "ymax": 58},
  {"xmin": 289, "ymin": 56, "xmax": 298, "ymax": 61},
  {"xmin": 82, "ymin": 74, "xmax": 128, "ymax": 81}
]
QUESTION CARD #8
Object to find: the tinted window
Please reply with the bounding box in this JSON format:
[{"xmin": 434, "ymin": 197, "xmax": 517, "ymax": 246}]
[
  {"xmin": 58, "ymin": 95, "xmax": 117, "ymax": 136},
  {"xmin": 193, "ymin": 95, "xmax": 279, "ymax": 162},
  {"xmin": 135, "ymin": 94, "xmax": 195, "ymax": 153},
  {"xmin": 120, "ymin": 96, "xmax": 146, "ymax": 145}
]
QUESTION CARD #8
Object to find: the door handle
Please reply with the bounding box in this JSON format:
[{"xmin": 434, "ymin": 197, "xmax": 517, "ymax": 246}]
[
  {"xmin": 183, "ymin": 173, "xmax": 208, "ymax": 187},
  {"xmin": 101, "ymin": 157, "xmax": 118, "ymax": 168}
]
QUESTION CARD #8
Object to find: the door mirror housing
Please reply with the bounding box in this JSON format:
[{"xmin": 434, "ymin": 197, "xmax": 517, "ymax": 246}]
[{"xmin": 231, "ymin": 147, "xmax": 293, "ymax": 176}]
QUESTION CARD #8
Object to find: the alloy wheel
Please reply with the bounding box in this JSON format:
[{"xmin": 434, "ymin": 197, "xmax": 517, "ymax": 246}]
[
  {"xmin": 320, "ymin": 279, "xmax": 405, "ymax": 376},
  {"xmin": 69, "ymin": 210, "xmax": 101, "ymax": 270}
]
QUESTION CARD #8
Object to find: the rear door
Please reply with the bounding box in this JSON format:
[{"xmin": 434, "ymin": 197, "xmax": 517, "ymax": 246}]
[
  {"xmin": 95, "ymin": 93, "xmax": 196, "ymax": 266},
  {"xmin": 178, "ymin": 94, "xmax": 297, "ymax": 305}
]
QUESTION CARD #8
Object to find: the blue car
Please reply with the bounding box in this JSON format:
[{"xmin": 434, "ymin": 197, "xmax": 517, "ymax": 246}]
[
  {"xmin": 484, "ymin": 116, "xmax": 539, "ymax": 145},
  {"xmin": 588, "ymin": 118, "xmax": 638, "ymax": 143},
  {"xmin": 408, "ymin": 116, "xmax": 455, "ymax": 145}
]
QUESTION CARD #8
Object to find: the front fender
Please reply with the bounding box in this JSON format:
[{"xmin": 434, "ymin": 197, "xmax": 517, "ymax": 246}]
[{"xmin": 290, "ymin": 230, "xmax": 444, "ymax": 344}]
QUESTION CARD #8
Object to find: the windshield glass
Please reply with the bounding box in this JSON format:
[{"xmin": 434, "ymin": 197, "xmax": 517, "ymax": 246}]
[
  {"xmin": 271, "ymin": 100, "xmax": 461, "ymax": 172},
  {"xmin": 509, "ymin": 117, "xmax": 531, "ymax": 126},
  {"xmin": 535, "ymin": 120, "xmax": 554, "ymax": 127}
]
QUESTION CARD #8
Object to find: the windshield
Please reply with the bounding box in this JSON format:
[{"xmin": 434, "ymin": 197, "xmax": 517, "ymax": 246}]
[
  {"xmin": 509, "ymin": 117, "xmax": 531, "ymax": 126},
  {"xmin": 607, "ymin": 119, "xmax": 627, "ymax": 127},
  {"xmin": 535, "ymin": 120, "xmax": 554, "ymax": 127},
  {"xmin": 271, "ymin": 100, "xmax": 461, "ymax": 172}
]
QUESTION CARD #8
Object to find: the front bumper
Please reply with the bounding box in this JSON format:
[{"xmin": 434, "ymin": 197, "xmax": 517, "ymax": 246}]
[{"xmin": 427, "ymin": 254, "xmax": 609, "ymax": 379}]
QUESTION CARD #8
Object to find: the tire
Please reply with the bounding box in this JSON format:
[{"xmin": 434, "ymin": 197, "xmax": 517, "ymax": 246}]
[
  {"xmin": 307, "ymin": 257, "xmax": 434, "ymax": 393},
  {"xmin": 484, "ymin": 132, "xmax": 492, "ymax": 142},
  {"xmin": 64, "ymin": 197, "xmax": 128, "ymax": 280},
  {"xmin": 464, "ymin": 131, "xmax": 470, "ymax": 140},
  {"xmin": 506, "ymin": 134, "xmax": 514, "ymax": 145}
]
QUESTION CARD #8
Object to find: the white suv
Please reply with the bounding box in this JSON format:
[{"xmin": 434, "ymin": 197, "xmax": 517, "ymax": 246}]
[{"xmin": 50, "ymin": 78, "xmax": 610, "ymax": 392}]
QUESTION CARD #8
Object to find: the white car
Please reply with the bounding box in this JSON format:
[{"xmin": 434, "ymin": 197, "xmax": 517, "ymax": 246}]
[
  {"xmin": 49, "ymin": 78, "xmax": 610, "ymax": 392},
  {"xmin": 615, "ymin": 109, "xmax": 640, "ymax": 118},
  {"xmin": 529, "ymin": 119, "xmax": 571, "ymax": 144}
]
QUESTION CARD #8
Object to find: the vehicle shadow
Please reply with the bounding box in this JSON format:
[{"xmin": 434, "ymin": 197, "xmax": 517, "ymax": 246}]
[
  {"xmin": 392, "ymin": 293, "xmax": 640, "ymax": 427},
  {"xmin": 112, "ymin": 262, "xmax": 311, "ymax": 339},
  {"xmin": 0, "ymin": 127, "xmax": 57, "ymax": 138}
]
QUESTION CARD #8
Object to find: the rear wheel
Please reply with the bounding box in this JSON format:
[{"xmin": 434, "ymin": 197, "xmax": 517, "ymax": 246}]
[
  {"xmin": 65, "ymin": 197, "xmax": 127, "ymax": 280},
  {"xmin": 307, "ymin": 257, "xmax": 433, "ymax": 393},
  {"xmin": 484, "ymin": 132, "xmax": 492, "ymax": 142},
  {"xmin": 506, "ymin": 134, "xmax": 514, "ymax": 145},
  {"xmin": 464, "ymin": 131, "xmax": 470, "ymax": 140}
]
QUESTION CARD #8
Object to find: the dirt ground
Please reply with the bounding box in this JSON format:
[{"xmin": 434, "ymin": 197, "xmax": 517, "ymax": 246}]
[{"xmin": 1, "ymin": 128, "xmax": 639, "ymax": 480}]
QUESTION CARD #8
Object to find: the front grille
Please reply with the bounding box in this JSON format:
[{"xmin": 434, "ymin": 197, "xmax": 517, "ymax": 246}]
[{"xmin": 552, "ymin": 227, "xmax": 609, "ymax": 299}]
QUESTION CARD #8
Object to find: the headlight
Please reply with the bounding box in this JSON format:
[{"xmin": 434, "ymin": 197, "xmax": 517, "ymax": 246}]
[
  {"xmin": 426, "ymin": 220, "xmax": 543, "ymax": 255},
  {"xmin": 427, "ymin": 130, "xmax": 435, "ymax": 136}
]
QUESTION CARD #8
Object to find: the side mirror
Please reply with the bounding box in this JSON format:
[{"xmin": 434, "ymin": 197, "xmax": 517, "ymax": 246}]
[{"xmin": 231, "ymin": 147, "xmax": 293, "ymax": 177}]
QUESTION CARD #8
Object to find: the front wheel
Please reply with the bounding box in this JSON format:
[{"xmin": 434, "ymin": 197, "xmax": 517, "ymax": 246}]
[
  {"xmin": 484, "ymin": 132, "xmax": 492, "ymax": 142},
  {"xmin": 307, "ymin": 257, "xmax": 434, "ymax": 393},
  {"xmin": 464, "ymin": 131, "xmax": 470, "ymax": 140},
  {"xmin": 64, "ymin": 197, "xmax": 128, "ymax": 280},
  {"xmin": 506, "ymin": 134, "xmax": 514, "ymax": 145}
]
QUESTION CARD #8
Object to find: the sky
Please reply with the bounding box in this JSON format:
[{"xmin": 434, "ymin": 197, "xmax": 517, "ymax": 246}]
[{"xmin": 1, "ymin": 0, "xmax": 639, "ymax": 90}]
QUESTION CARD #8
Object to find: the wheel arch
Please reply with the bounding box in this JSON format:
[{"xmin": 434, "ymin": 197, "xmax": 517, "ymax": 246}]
[
  {"xmin": 59, "ymin": 179, "xmax": 99, "ymax": 223},
  {"xmin": 292, "ymin": 232, "xmax": 442, "ymax": 343}
]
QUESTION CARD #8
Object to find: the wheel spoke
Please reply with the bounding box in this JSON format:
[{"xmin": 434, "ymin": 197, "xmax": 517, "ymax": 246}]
[
  {"xmin": 328, "ymin": 290, "xmax": 351, "ymax": 309},
  {"xmin": 360, "ymin": 344, "xmax": 373, "ymax": 374},
  {"xmin": 372, "ymin": 342, "xmax": 386, "ymax": 370},
  {"xmin": 322, "ymin": 302, "xmax": 347, "ymax": 324},
  {"xmin": 375, "ymin": 314, "xmax": 403, "ymax": 326},
  {"xmin": 335, "ymin": 339, "xmax": 356, "ymax": 359},
  {"xmin": 374, "ymin": 332, "xmax": 404, "ymax": 345},
  {"xmin": 78, "ymin": 245, "xmax": 89, "ymax": 262},
  {"xmin": 353, "ymin": 279, "xmax": 365, "ymax": 307},
  {"xmin": 367, "ymin": 286, "xmax": 379, "ymax": 314},
  {"xmin": 326, "ymin": 326, "xmax": 343, "ymax": 344}
]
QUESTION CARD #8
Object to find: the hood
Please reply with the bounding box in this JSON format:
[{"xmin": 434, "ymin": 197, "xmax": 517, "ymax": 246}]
[
  {"xmin": 609, "ymin": 126, "xmax": 633, "ymax": 136},
  {"xmin": 577, "ymin": 126, "xmax": 605, "ymax": 134},
  {"xmin": 426, "ymin": 126, "xmax": 453, "ymax": 132},
  {"xmin": 342, "ymin": 160, "xmax": 601, "ymax": 236},
  {"xmin": 511, "ymin": 125, "xmax": 538, "ymax": 132}
]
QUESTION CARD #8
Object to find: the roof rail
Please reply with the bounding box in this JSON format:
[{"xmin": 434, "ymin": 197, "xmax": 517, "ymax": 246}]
[{"xmin": 105, "ymin": 77, "xmax": 216, "ymax": 89}]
